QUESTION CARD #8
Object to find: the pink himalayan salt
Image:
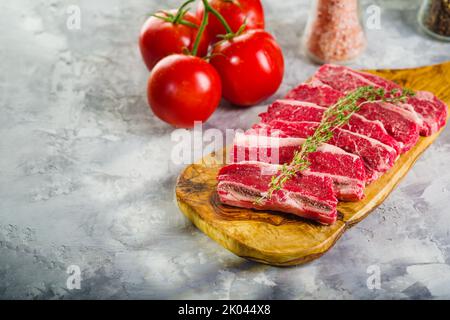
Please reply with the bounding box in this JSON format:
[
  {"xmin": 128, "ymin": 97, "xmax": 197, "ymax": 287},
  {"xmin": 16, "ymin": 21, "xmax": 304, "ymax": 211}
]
[{"xmin": 304, "ymin": 0, "xmax": 366, "ymax": 63}]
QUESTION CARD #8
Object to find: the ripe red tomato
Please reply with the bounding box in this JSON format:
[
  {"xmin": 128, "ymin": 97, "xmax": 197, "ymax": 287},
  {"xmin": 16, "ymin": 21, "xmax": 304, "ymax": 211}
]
[
  {"xmin": 139, "ymin": 10, "xmax": 209, "ymax": 70},
  {"xmin": 147, "ymin": 54, "xmax": 222, "ymax": 128},
  {"xmin": 210, "ymin": 30, "xmax": 284, "ymax": 107},
  {"xmin": 197, "ymin": 0, "xmax": 264, "ymax": 43}
]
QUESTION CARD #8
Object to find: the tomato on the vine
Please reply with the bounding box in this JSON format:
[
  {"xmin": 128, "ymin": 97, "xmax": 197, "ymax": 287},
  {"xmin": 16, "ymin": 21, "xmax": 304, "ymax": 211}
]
[
  {"xmin": 139, "ymin": 10, "xmax": 209, "ymax": 70},
  {"xmin": 197, "ymin": 0, "xmax": 264, "ymax": 43},
  {"xmin": 147, "ymin": 54, "xmax": 222, "ymax": 128},
  {"xmin": 210, "ymin": 29, "xmax": 284, "ymax": 107}
]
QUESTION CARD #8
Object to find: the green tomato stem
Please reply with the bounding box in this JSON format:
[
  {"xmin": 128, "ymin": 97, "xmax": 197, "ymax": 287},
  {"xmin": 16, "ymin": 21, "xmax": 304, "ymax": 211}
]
[
  {"xmin": 151, "ymin": 13, "xmax": 198, "ymax": 29},
  {"xmin": 173, "ymin": 0, "xmax": 196, "ymax": 24},
  {"xmin": 191, "ymin": 0, "xmax": 236, "ymax": 57},
  {"xmin": 203, "ymin": 0, "xmax": 233, "ymax": 34},
  {"xmin": 191, "ymin": 4, "xmax": 209, "ymax": 56}
]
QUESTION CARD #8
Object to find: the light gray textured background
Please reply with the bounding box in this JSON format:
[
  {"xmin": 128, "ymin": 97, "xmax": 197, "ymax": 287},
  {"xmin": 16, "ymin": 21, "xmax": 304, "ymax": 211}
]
[{"xmin": 1, "ymin": 0, "xmax": 450, "ymax": 299}]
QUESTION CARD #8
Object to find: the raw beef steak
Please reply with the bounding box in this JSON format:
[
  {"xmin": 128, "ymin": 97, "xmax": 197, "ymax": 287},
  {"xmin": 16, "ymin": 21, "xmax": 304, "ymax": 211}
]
[
  {"xmin": 284, "ymin": 82, "xmax": 421, "ymax": 151},
  {"xmin": 348, "ymin": 67, "xmax": 448, "ymax": 131},
  {"xmin": 260, "ymin": 99, "xmax": 402, "ymax": 154},
  {"xmin": 312, "ymin": 64, "xmax": 448, "ymax": 136},
  {"xmin": 231, "ymin": 130, "xmax": 366, "ymax": 201},
  {"xmin": 312, "ymin": 64, "xmax": 399, "ymax": 94},
  {"xmin": 311, "ymin": 64, "xmax": 388, "ymax": 93},
  {"xmin": 406, "ymin": 91, "xmax": 448, "ymax": 135},
  {"xmin": 357, "ymin": 101, "xmax": 421, "ymax": 152},
  {"xmin": 215, "ymin": 64, "xmax": 448, "ymax": 223},
  {"xmin": 254, "ymin": 120, "xmax": 397, "ymax": 176},
  {"xmin": 285, "ymin": 83, "xmax": 343, "ymax": 107},
  {"xmin": 217, "ymin": 161, "xmax": 338, "ymax": 225}
]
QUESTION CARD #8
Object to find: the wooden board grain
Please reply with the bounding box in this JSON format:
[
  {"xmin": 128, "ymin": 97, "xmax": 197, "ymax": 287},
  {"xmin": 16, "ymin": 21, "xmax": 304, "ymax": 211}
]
[{"xmin": 176, "ymin": 61, "xmax": 450, "ymax": 266}]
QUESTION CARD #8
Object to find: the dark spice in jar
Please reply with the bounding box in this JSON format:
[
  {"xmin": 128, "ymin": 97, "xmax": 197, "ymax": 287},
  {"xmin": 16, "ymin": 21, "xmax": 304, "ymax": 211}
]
[{"xmin": 425, "ymin": 0, "xmax": 450, "ymax": 36}]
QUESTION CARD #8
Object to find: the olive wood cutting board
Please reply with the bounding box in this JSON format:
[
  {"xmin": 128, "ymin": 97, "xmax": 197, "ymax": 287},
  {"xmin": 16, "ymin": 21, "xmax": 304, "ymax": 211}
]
[{"xmin": 175, "ymin": 61, "xmax": 450, "ymax": 266}]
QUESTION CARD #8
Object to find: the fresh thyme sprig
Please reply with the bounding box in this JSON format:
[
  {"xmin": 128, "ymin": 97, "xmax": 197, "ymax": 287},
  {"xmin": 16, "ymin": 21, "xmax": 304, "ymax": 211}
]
[{"xmin": 255, "ymin": 85, "xmax": 415, "ymax": 204}]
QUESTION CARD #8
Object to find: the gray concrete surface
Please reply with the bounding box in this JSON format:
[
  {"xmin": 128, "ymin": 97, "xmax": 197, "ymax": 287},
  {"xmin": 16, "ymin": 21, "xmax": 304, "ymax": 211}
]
[{"xmin": 1, "ymin": 0, "xmax": 450, "ymax": 299}]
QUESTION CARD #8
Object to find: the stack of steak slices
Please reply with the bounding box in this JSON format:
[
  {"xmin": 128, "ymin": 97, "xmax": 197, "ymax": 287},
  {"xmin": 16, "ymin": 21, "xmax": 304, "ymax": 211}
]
[
  {"xmin": 311, "ymin": 64, "xmax": 448, "ymax": 137},
  {"xmin": 217, "ymin": 64, "xmax": 448, "ymax": 225},
  {"xmin": 217, "ymin": 162, "xmax": 338, "ymax": 225},
  {"xmin": 230, "ymin": 127, "xmax": 367, "ymax": 201}
]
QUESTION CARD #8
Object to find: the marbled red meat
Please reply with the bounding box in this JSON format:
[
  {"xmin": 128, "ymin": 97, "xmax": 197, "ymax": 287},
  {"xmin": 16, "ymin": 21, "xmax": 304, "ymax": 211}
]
[
  {"xmin": 312, "ymin": 64, "xmax": 448, "ymax": 136},
  {"xmin": 260, "ymin": 99, "xmax": 402, "ymax": 155},
  {"xmin": 217, "ymin": 162, "xmax": 338, "ymax": 225},
  {"xmin": 253, "ymin": 120, "xmax": 397, "ymax": 182},
  {"xmin": 285, "ymin": 83, "xmax": 343, "ymax": 107},
  {"xmin": 216, "ymin": 64, "xmax": 448, "ymax": 224},
  {"xmin": 230, "ymin": 129, "xmax": 366, "ymax": 201},
  {"xmin": 357, "ymin": 101, "xmax": 421, "ymax": 152}
]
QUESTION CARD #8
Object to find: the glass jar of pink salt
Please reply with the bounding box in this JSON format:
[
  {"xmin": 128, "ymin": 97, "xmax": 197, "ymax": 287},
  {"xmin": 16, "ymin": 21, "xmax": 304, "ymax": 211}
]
[{"xmin": 303, "ymin": 0, "xmax": 367, "ymax": 64}]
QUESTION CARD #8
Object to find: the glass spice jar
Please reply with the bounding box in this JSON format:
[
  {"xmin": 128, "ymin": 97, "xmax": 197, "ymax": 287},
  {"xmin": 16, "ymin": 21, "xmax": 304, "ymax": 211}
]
[
  {"xmin": 418, "ymin": 0, "xmax": 450, "ymax": 41},
  {"xmin": 303, "ymin": 0, "xmax": 367, "ymax": 64}
]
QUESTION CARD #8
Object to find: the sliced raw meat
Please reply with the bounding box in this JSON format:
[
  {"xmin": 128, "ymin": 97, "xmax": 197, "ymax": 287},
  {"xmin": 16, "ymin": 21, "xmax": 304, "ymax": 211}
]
[
  {"xmin": 312, "ymin": 64, "xmax": 385, "ymax": 93},
  {"xmin": 260, "ymin": 100, "xmax": 324, "ymax": 123},
  {"xmin": 357, "ymin": 101, "xmax": 420, "ymax": 152},
  {"xmin": 313, "ymin": 64, "xmax": 448, "ymax": 136},
  {"xmin": 260, "ymin": 99, "xmax": 402, "ymax": 154},
  {"xmin": 364, "ymin": 167, "xmax": 383, "ymax": 184},
  {"xmin": 285, "ymin": 83, "xmax": 343, "ymax": 107},
  {"xmin": 406, "ymin": 91, "xmax": 448, "ymax": 135},
  {"xmin": 341, "ymin": 113, "xmax": 402, "ymax": 155},
  {"xmin": 216, "ymin": 64, "xmax": 448, "ymax": 224},
  {"xmin": 254, "ymin": 120, "xmax": 397, "ymax": 176},
  {"xmin": 354, "ymin": 72, "xmax": 448, "ymax": 136},
  {"xmin": 217, "ymin": 161, "xmax": 338, "ymax": 225},
  {"xmin": 312, "ymin": 64, "xmax": 400, "ymax": 94},
  {"xmin": 231, "ymin": 131, "xmax": 366, "ymax": 201},
  {"xmin": 351, "ymin": 69, "xmax": 400, "ymax": 93},
  {"xmin": 352, "ymin": 70, "xmax": 448, "ymax": 132}
]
